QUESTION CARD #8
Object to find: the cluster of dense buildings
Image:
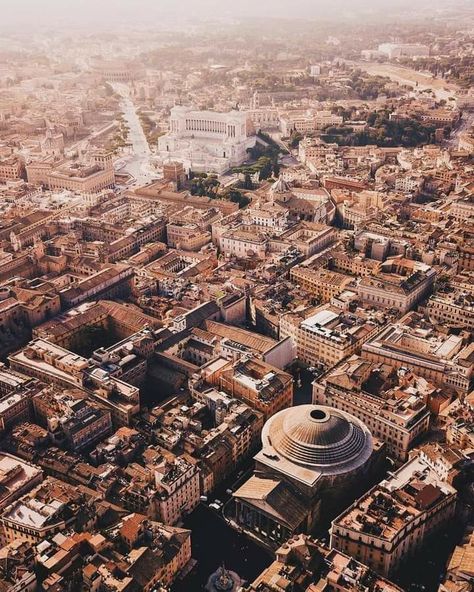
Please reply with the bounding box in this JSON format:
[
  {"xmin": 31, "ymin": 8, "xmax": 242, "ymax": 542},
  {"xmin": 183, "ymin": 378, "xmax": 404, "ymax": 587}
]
[{"xmin": 0, "ymin": 19, "xmax": 473, "ymax": 592}]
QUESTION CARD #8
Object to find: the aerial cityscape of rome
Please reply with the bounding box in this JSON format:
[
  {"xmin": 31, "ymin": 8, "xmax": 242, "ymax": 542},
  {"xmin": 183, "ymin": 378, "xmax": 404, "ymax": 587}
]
[{"xmin": 0, "ymin": 0, "xmax": 473, "ymax": 590}]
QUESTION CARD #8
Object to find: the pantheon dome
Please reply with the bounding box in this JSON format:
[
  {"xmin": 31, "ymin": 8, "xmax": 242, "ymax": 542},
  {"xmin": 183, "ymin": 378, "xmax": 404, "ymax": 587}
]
[
  {"xmin": 234, "ymin": 405, "xmax": 380, "ymax": 548},
  {"xmin": 258, "ymin": 404, "xmax": 374, "ymax": 481}
]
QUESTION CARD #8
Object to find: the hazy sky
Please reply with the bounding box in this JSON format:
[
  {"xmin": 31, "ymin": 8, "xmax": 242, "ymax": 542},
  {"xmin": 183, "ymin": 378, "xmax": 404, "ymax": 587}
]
[{"xmin": 0, "ymin": 0, "xmax": 465, "ymax": 30}]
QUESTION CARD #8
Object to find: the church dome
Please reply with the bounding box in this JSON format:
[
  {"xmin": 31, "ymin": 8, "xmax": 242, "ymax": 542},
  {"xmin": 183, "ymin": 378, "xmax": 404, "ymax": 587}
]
[
  {"xmin": 270, "ymin": 175, "xmax": 290, "ymax": 194},
  {"xmin": 262, "ymin": 405, "xmax": 373, "ymax": 474}
]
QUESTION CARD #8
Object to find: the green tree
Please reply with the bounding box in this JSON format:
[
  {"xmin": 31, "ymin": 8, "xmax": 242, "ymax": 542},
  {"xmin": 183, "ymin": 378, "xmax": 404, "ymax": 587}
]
[
  {"xmin": 257, "ymin": 157, "xmax": 273, "ymax": 180},
  {"xmin": 289, "ymin": 130, "xmax": 303, "ymax": 148}
]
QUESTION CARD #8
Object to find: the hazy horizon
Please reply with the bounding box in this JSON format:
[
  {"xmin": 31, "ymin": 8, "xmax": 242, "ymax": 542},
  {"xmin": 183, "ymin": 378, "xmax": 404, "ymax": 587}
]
[{"xmin": 2, "ymin": 0, "xmax": 472, "ymax": 31}]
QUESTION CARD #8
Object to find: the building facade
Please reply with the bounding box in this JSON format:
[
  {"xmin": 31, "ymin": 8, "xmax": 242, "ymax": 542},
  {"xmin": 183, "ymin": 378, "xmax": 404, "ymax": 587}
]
[
  {"xmin": 158, "ymin": 106, "xmax": 256, "ymax": 174},
  {"xmin": 330, "ymin": 453, "xmax": 457, "ymax": 577}
]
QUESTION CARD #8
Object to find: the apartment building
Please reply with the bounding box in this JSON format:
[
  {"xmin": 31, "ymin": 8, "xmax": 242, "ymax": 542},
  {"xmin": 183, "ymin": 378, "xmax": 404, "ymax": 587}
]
[
  {"xmin": 9, "ymin": 339, "xmax": 140, "ymax": 427},
  {"xmin": 426, "ymin": 291, "xmax": 474, "ymax": 330},
  {"xmin": 153, "ymin": 455, "xmax": 200, "ymax": 525},
  {"xmin": 244, "ymin": 534, "xmax": 403, "ymax": 592},
  {"xmin": 290, "ymin": 267, "xmax": 353, "ymax": 302},
  {"xmin": 358, "ymin": 258, "xmax": 436, "ymax": 314},
  {"xmin": 58, "ymin": 264, "xmax": 134, "ymax": 308},
  {"xmin": 194, "ymin": 385, "xmax": 264, "ymax": 439},
  {"xmin": 34, "ymin": 300, "xmax": 160, "ymax": 350},
  {"xmin": 330, "ymin": 453, "xmax": 457, "ymax": 577},
  {"xmin": 219, "ymin": 227, "xmax": 268, "ymax": 260},
  {"xmin": 218, "ymin": 358, "xmax": 293, "ymax": 420},
  {"xmin": 449, "ymin": 195, "xmax": 474, "ymax": 222},
  {"xmin": 298, "ymin": 138, "xmax": 337, "ymax": 164},
  {"xmin": 281, "ymin": 305, "xmax": 378, "ymax": 367},
  {"xmin": 0, "ymin": 366, "xmax": 40, "ymax": 432},
  {"xmin": 0, "ymin": 453, "xmax": 43, "ymax": 511},
  {"xmin": 270, "ymin": 223, "xmax": 337, "ymax": 258},
  {"xmin": 330, "ymin": 252, "xmax": 380, "ymax": 277},
  {"xmin": 440, "ymin": 531, "xmax": 474, "ymax": 591},
  {"xmin": 313, "ymin": 355, "xmax": 431, "ymax": 461},
  {"xmin": 9, "ymin": 339, "xmax": 89, "ymax": 388},
  {"xmin": 362, "ymin": 312, "xmax": 474, "ymax": 394},
  {"xmin": 279, "ymin": 110, "xmax": 343, "ymax": 136},
  {"xmin": 32, "ymin": 389, "xmax": 113, "ymax": 452},
  {"xmin": 1, "ymin": 477, "xmax": 101, "ymax": 545},
  {"xmin": 89, "ymin": 329, "xmax": 154, "ymax": 386},
  {"xmin": 418, "ymin": 442, "xmax": 469, "ymax": 485},
  {"xmin": 0, "ymin": 156, "xmax": 23, "ymax": 182},
  {"xmin": 118, "ymin": 514, "xmax": 192, "ymax": 588},
  {"xmin": 446, "ymin": 419, "xmax": 474, "ymax": 451},
  {"xmin": 26, "ymin": 152, "xmax": 115, "ymax": 193},
  {"xmin": 166, "ymin": 221, "xmax": 211, "ymax": 251},
  {"xmin": 337, "ymin": 190, "xmax": 387, "ymax": 230}
]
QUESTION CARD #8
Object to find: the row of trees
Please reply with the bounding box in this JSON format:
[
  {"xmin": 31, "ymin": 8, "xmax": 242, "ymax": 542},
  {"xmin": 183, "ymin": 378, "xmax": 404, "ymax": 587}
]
[
  {"xmin": 222, "ymin": 188, "xmax": 251, "ymax": 208},
  {"xmin": 108, "ymin": 113, "xmax": 130, "ymax": 154},
  {"xmin": 399, "ymin": 56, "xmax": 474, "ymax": 88},
  {"xmin": 137, "ymin": 110, "xmax": 163, "ymax": 147},
  {"xmin": 289, "ymin": 130, "xmax": 303, "ymax": 148}
]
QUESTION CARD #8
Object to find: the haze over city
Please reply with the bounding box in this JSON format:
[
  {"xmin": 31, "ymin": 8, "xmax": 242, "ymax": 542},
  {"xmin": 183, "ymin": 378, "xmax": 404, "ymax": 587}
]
[
  {"xmin": 2, "ymin": 0, "xmax": 473, "ymax": 29},
  {"xmin": 0, "ymin": 1, "xmax": 472, "ymax": 592}
]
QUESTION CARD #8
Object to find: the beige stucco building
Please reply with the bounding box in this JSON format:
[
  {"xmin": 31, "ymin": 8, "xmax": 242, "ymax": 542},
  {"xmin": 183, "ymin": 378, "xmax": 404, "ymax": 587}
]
[{"xmin": 330, "ymin": 453, "xmax": 457, "ymax": 576}]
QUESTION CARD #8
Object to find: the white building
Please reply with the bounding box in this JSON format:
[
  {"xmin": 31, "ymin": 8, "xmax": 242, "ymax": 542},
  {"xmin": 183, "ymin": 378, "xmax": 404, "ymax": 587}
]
[
  {"xmin": 158, "ymin": 106, "xmax": 256, "ymax": 175},
  {"xmin": 394, "ymin": 174, "xmax": 423, "ymax": 193},
  {"xmin": 377, "ymin": 43, "xmax": 430, "ymax": 59},
  {"xmin": 279, "ymin": 110, "xmax": 343, "ymax": 136},
  {"xmin": 248, "ymin": 108, "xmax": 280, "ymax": 131}
]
